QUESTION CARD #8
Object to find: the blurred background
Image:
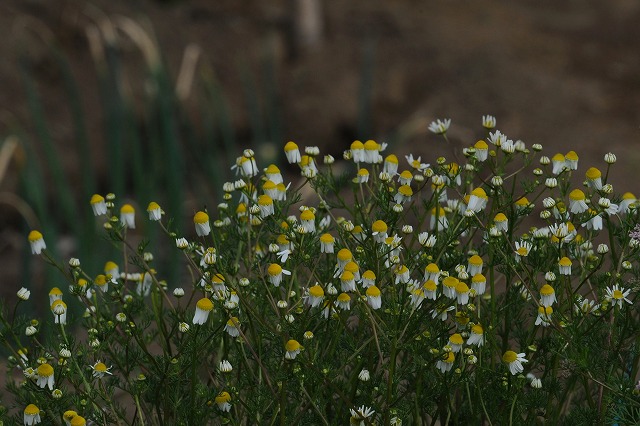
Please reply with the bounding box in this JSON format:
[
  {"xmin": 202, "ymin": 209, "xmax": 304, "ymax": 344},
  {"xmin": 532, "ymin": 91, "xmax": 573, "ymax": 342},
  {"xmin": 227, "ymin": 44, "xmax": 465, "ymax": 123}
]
[{"xmin": 1, "ymin": 0, "xmax": 640, "ymax": 292}]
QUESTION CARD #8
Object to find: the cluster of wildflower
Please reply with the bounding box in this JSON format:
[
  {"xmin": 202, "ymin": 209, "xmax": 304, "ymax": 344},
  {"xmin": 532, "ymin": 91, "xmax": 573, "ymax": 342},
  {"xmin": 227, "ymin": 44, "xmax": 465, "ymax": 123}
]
[{"xmin": 9, "ymin": 116, "xmax": 640, "ymax": 424}]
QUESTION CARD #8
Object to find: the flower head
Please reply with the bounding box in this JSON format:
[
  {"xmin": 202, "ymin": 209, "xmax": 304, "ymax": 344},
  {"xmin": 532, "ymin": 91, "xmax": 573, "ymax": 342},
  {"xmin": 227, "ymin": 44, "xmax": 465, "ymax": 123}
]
[
  {"xmin": 24, "ymin": 404, "xmax": 41, "ymax": 425},
  {"xmin": 349, "ymin": 405, "xmax": 375, "ymax": 425},
  {"xmin": 120, "ymin": 204, "xmax": 136, "ymax": 229},
  {"xmin": 436, "ymin": 351, "xmax": 455, "ymax": 373},
  {"xmin": 36, "ymin": 363, "xmax": 55, "ymax": 390},
  {"xmin": 17, "ymin": 287, "xmax": 31, "ymax": 301},
  {"xmin": 90, "ymin": 194, "xmax": 107, "ymax": 216},
  {"xmin": 193, "ymin": 297, "xmax": 214, "ymax": 325},
  {"xmin": 193, "ymin": 211, "xmax": 211, "ymax": 236},
  {"xmin": 606, "ymin": 284, "xmax": 632, "ymax": 308},
  {"xmin": 284, "ymin": 141, "xmax": 301, "ymax": 164},
  {"xmin": 92, "ymin": 360, "xmax": 113, "ymax": 378},
  {"xmin": 51, "ymin": 300, "xmax": 67, "ymax": 325},
  {"xmin": 224, "ymin": 317, "xmax": 241, "ymax": 337},
  {"xmin": 267, "ymin": 263, "xmax": 291, "ymax": 287},
  {"xmin": 503, "ymin": 350, "xmax": 528, "ymax": 375},
  {"xmin": 215, "ymin": 391, "xmax": 232, "ymax": 412},
  {"xmin": 467, "ymin": 324, "xmax": 484, "ymax": 347},
  {"xmin": 285, "ymin": 339, "xmax": 302, "ymax": 359},
  {"xmin": 429, "ymin": 118, "xmax": 451, "ymax": 134},
  {"xmin": 147, "ymin": 202, "xmax": 162, "ymax": 221},
  {"xmin": 366, "ymin": 286, "xmax": 382, "ymax": 309},
  {"xmin": 28, "ymin": 231, "xmax": 46, "ymax": 255}
]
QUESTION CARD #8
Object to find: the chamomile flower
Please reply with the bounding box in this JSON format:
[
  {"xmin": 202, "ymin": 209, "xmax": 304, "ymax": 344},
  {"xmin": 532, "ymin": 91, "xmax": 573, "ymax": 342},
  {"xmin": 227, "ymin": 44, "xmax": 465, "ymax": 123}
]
[
  {"xmin": 340, "ymin": 271, "xmax": 356, "ymax": 292},
  {"xmin": 257, "ymin": 195, "xmax": 274, "ymax": 218},
  {"xmin": 358, "ymin": 369, "xmax": 370, "ymax": 381},
  {"xmin": 423, "ymin": 263, "xmax": 440, "ymax": 282},
  {"xmin": 606, "ymin": 284, "xmax": 632, "ymax": 308},
  {"xmin": 574, "ymin": 297, "xmax": 600, "ymax": 315},
  {"xmin": 418, "ymin": 232, "xmax": 437, "ymax": 247},
  {"xmin": 619, "ymin": 192, "xmax": 637, "ymax": 214},
  {"xmin": 430, "ymin": 207, "xmax": 448, "ymax": 230},
  {"xmin": 448, "ymin": 333, "xmax": 464, "ymax": 352},
  {"xmin": 482, "ymin": 115, "xmax": 496, "ymax": 129},
  {"xmin": 442, "ymin": 276, "xmax": 458, "ymax": 299},
  {"xmin": 336, "ymin": 293, "xmax": 351, "ymax": 310},
  {"xmin": 471, "ymin": 273, "xmax": 486, "ymax": 295},
  {"xmin": 92, "ymin": 360, "xmax": 113, "ymax": 378},
  {"xmin": 90, "ymin": 194, "xmax": 107, "ymax": 216},
  {"xmin": 265, "ymin": 164, "xmax": 283, "ymax": 184},
  {"xmin": 24, "ymin": 404, "xmax": 41, "ymax": 425},
  {"xmin": 146, "ymin": 202, "xmax": 162, "ymax": 221},
  {"xmin": 361, "ymin": 270, "xmax": 376, "ymax": 288},
  {"xmin": 467, "ymin": 255, "xmax": 483, "ymax": 276},
  {"xmin": 349, "ymin": 405, "xmax": 376, "ymax": 425},
  {"xmin": 474, "ymin": 140, "xmax": 489, "ymax": 161},
  {"xmin": 193, "ymin": 211, "xmax": 211, "ymax": 236},
  {"xmin": 120, "ymin": 204, "xmax": 136, "ymax": 229},
  {"xmin": 527, "ymin": 373, "xmax": 542, "ymax": 389},
  {"xmin": 565, "ymin": 150, "xmax": 579, "ymax": 170},
  {"xmin": 319, "ymin": 233, "xmax": 335, "ymax": 253},
  {"xmin": 467, "ymin": 324, "xmax": 484, "ymax": 346},
  {"xmin": 428, "ymin": 118, "xmax": 451, "ymax": 134},
  {"xmin": 335, "ymin": 248, "xmax": 353, "ymax": 273},
  {"xmin": 285, "ymin": 339, "xmax": 302, "ymax": 359},
  {"xmin": 224, "ymin": 317, "xmax": 241, "ymax": 337},
  {"xmin": 215, "ymin": 391, "xmax": 232, "ymax": 412},
  {"xmin": 94, "ymin": 274, "xmax": 108, "ymax": 293},
  {"xmin": 558, "ymin": 257, "xmax": 572, "ymax": 275},
  {"xmin": 350, "ymin": 140, "xmax": 365, "ymax": 162},
  {"xmin": 568, "ymin": 189, "xmax": 588, "ymax": 214},
  {"xmin": 344, "ymin": 261, "xmax": 360, "ymax": 281},
  {"xmin": 422, "ymin": 279, "xmax": 438, "ymax": 300},
  {"xmin": 193, "ymin": 298, "xmax": 214, "ymax": 325},
  {"xmin": 363, "ymin": 140, "xmax": 382, "ymax": 164},
  {"xmin": 219, "ymin": 360, "xmax": 233, "ymax": 373},
  {"xmin": 36, "ymin": 363, "xmax": 55, "ymax": 390},
  {"xmin": 28, "ymin": 231, "xmax": 46, "ymax": 255},
  {"xmin": 455, "ymin": 281, "xmax": 470, "ymax": 305},
  {"xmin": 436, "ymin": 352, "xmax": 455, "ymax": 373},
  {"xmin": 17, "ymin": 287, "xmax": 30, "ymax": 301},
  {"xmin": 585, "ymin": 167, "xmax": 603, "ymax": 190},
  {"xmin": 366, "ymin": 286, "xmax": 382, "ymax": 309},
  {"xmin": 51, "ymin": 300, "xmax": 67, "ymax": 325},
  {"xmin": 539, "ymin": 284, "xmax": 557, "ymax": 307},
  {"xmin": 551, "ymin": 153, "xmax": 566, "ymax": 175},
  {"xmin": 535, "ymin": 306, "xmax": 553, "ymax": 327},
  {"xmin": 393, "ymin": 264, "xmax": 410, "ymax": 284},
  {"xmin": 393, "ymin": 184, "xmax": 412, "ymax": 204},
  {"xmin": 406, "ymin": 153, "xmax": 429, "ymax": 171},
  {"xmin": 503, "ymin": 350, "xmax": 528, "ymax": 375},
  {"xmin": 70, "ymin": 416, "xmax": 87, "ymax": 426},
  {"xmin": 267, "ymin": 263, "xmax": 291, "ymax": 287},
  {"xmin": 397, "ymin": 170, "xmax": 413, "ymax": 186},
  {"xmin": 306, "ymin": 284, "xmax": 325, "ymax": 307},
  {"xmin": 371, "ymin": 220, "xmax": 388, "ymax": 243},
  {"xmin": 284, "ymin": 141, "xmax": 301, "ymax": 164},
  {"xmin": 467, "ymin": 188, "xmax": 488, "ymax": 212},
  {"xmin": 384, "ymin": 154, "xmax": 399, "ymax": 175},
  {"xmin": 514, "ymin": 240, "xmax": 532, "ymax": 261},
  {"xmin": 409, "ymin": 287, "xmax": 425, "ymax": 308},
  {"xmin": 63, "ymin": 410, "xmax": 77, "ymax": 426},
  {"xmin": 300, "ymin": 209, "xmax": 316, "ymax": 233}
]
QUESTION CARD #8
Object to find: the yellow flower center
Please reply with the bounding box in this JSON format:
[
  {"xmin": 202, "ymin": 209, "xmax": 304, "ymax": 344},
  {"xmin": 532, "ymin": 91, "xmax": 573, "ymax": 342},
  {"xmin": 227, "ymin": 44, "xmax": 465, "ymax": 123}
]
[
  {"xmin": 366, "ymin": 286, "xmax": 381, "ymax": 297},
  {"xmin": 309, "ymin": 285, "xmax": 324, "ymax": 298},
  {"xmin": 196, "ymin": 298, "xmax": 214, "ymax": 311},
  {"xmin": 502, "ymin": 350, "xmax": 517, "ymax": 363},
  {"xmin": 268, "ymin": 264, "xmax": 282, "ymax": 276}
]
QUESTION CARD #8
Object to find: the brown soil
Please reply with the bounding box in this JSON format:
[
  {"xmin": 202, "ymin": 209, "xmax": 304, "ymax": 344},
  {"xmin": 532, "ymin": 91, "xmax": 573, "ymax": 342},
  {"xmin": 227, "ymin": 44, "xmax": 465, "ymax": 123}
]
[{"xmin": 1, "ymin": 0, "xmax": 640, "ymax": 288}]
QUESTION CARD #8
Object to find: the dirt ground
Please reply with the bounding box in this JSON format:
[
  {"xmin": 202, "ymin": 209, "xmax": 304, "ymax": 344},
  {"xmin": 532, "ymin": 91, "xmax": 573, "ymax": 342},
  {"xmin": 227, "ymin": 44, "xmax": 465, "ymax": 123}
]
[{"xmin": 1, "ymin": 0, "xmax": 640, "ymax": 288}]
